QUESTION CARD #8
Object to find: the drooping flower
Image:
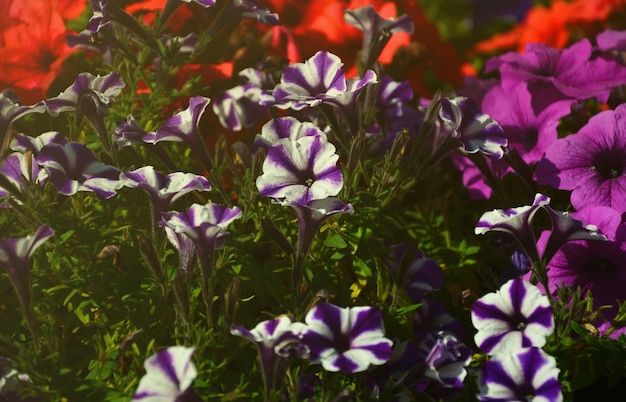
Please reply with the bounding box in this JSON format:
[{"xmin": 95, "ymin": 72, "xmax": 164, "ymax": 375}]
[
  {"xmin": 485, "ymin": 38, "xmax": 626, "ymax": 103},
  {"xmin": 132, "ymin": 346, "xmax": 199, "ymax": 402},
  {"xmin": 37, "ymin": 142, "xmax": 123, "ymax": 199},
  {"xmin": 153, "ymin": 96, "xmax": 214, "ymax": 172},
  {"xmin": 0, "ymin": 225, "xmax": 54, "ymax": 336},
  {"xmin": 252, "ymin": 116, "xmax": 326, "ymax": 153},
  {"xmin": 419, "ymin": 331, "xmax": 473, "ymax": 389},
  {"xmin": 0, "ymin": 89, "xmax": 46, "ymax": 153},
  {"xmin": 256, "ymin": 136, "xmax": 343, "ymax": 205},
  {"xmin": 534, "ymin": 103, "xmax": 626, "ymax": 212},
  {"xmin": 231, "ymin": 315, "xmax": 308, "ymax": 399},
  {"xmin": 439, "ymin": 96, "xmax": 508, "ymax": 159},
  {"xmin": 301, "ymin": 302, "xmax": 393, "ymax": 373},
  {"xmin": 385, "ymin": 244, "xmax": 443, "ymax": 304},
  {"xmin": 471, "ymin": 278, "xmax": 554, "ymax": 354},
  {"xmin": 477, "ymin": 347, "xmax": 562, "ymax": 402}
]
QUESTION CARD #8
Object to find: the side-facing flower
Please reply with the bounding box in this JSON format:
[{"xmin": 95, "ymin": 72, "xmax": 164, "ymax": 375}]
[
  {"xmin": 478, "ymin": 347, "xmax": 562, "ymax": 402},
  {"xmin": 439, "ymin": 96, "xmax": 508, "ymax": 159},
  {"xmin": 0, "ymin": 89, "xmax": 45, "ymax": 153},
  {"xmin": 132, "ymin": 346, "xmax": 199, "ymax": 402},
  {"xmin": 344, "ymin": 5, "xmax": 414, "ymax": 69},
  {"xmin": 0, "ymin": 225, "xmax": 54, "ymax": 337},
  {"xmin": 385, "ymin": 244, "xmax": 443, "ymax": 304},
  {"xmin": 113, "ymin": 115, "xmax": 156, "ymax": 148},
  {"xmin": 471, "ymin": 278, "xmax": 554, "ymax": 354},
  {"xmin": 232, "ymin": 315, "xmax": 308, "ymax": 400},
  {"xmin": 153, "ymin": 96, "xmax": 214, "ymax": 172},
  {"xmin": 419, "ymin": 331, "xmax": 473, "ymax": 389},
  {"xmin": 0, "ymin": 152, "xmax": 45, "ymax": 204},
  {"xmin": 212, "ymin": 82, "xmax": 267, "ymax": 131},
  {"xmin": 256, "ymin": 136, "xmax": 343, "ymax": 205},
  {"xmin": 11, "ymin": 131, "xmax": 68, "ymax": 154},
  {"xmin": 302, "ymin": 303, "xmax": 393, "ymax": 373},
  {"xmin": 37, "ymin": 142, "xmax": 123, "ymax": 200}
]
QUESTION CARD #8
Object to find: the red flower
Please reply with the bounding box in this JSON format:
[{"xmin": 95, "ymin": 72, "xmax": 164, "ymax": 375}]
[{"xmin": 0, "ymin": 0, "xmax": 87, "ymax": 104}]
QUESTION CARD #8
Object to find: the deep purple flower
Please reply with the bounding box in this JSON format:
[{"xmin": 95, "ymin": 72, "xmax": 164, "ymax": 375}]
[
  {"xmin": 534, "ymin": 103, "xmax": 626, "ymax": 211},
  {"xmin": 480, "ymin": 82, "xmax": 575, "ymax": 164},
  {"xmin": 439, "ymin": 96, "xmax": 507, "ymax": 159},
  {"xmin": 413, "ymin": 299, "xmax": 467, "ymax": 344},
  {"xmin": 385, "ymin": 245, "xmax": 443, "ymax": 304},
  {"xmin": 478, "ymin": 347, "xmax": 562, "ymax": 401},
  {"xmin": 154, "ymin": 96, "xmax": 214, "ymax": 171},
  {"xmin": 86, "ymin": 0, "xmax": 110, "ymax": 33},
  {"xmin": 596, "ymin": 29, "xmax": 626, "ymax": 53},
  {"xmin": 256, "ymin": 136, "xmax": 343, "ymax": 205},
  {"xmin": 132, "ymin": 346, "xmax": 197, "ymax": 402},
  {"xmin": 419, "ymin": 331, "xmax": 473, "ymax": 389},
  {"xmin": 37, "ymin": 142, "xmax": 123, "ymax": 199},
  {"xmin": 344, "ymin": 5, "xmax": 413, "ymax": 69},
  {"xmin": 262, "ymin": 51, "xmax": 377, "ymax": 111},
  {"xmin": 302, "ymin": 303, "xmax": 393, "ymax": 373},
  {"xmin": 0, "ymin": 225, "xmax": 54, "ymax": 336},
  {"xmin": 472, "ymin": 278, "xmax": 554, "ymax": 355},
  {"xmin": 485, "ymin": 39, "xmax": 626, "ymax": 103}
]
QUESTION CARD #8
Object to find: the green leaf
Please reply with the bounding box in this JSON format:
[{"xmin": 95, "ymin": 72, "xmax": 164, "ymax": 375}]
[{"xmin": 324, "ymin": 232, "xmax": 348, "ymax": 249}]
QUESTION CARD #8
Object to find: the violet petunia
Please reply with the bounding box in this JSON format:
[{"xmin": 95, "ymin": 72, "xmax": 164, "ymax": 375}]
[
  {"xmin": 471, "ymin": 278, "xmax": 554, "ymax": 355},
  {"xmin": 0, "ymin": 152, "xmax": 45, "ymax": 203},
  {"xmin": 11, "ymin": 131, "xmax": 68, "ymax": 154},
  {"xmin": 256, "ymin": 136, "xmax": 343, "ymax": 205},
  {"xmin": 113, "ymin": 115, "xmax": 156, "ymax": 148},
  {"xmin": 302, "ymin": 303, "xmax": 393, "ymax": 373},
  {"xmin": 478, "ymin": 347, "xmax": 562, "ymax": 402},
  {"xmin": 37, "ymin": 142, "xmax": 123, "ymax": 200},
  {"xmin": 252, "ymin": 116, "xmax": 326, "ymax": 153},
  {"xmin": 212, "ymin": 83, "xmax": 267, "ymax": 132},
  {"xmin": 419, "ymin": 331, "xmax": 473, "ymax": 389},
  {"xmin": 385, "ymin": 244, "xmax": 443, "ymax": 304},
  {"xmin": 534, "ymin": 103, "xmax": 626, "ymax": 211},
  {"xmin": 153, "ymin": 96, "xmax": 214, "ymax": 172},
  {"xmin": 0, "ymin": 89, "xmax": 45, "ymax": 153},
  {"xmin": 439, "ymin": 96, "xmax": 508, "ymax": 159},
  {"xmin": 132, "ymin": 346, "xmax": 199, "ymax": 402},
  {"xmin": 485, "ymin": 39, "xmax": 626, "ymax": 103}
]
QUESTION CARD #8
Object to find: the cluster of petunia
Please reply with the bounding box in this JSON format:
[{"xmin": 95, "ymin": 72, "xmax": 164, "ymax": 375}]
[{"xmin": 1, "ymin": 0, "xmax": 626, "ymax": 400}]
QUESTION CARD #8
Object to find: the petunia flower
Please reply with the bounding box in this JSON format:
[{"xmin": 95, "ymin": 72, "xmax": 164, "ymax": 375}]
[
  {"xmin": 471, "ymin": 278, "xmax": 554, "ymax": 354},
  {"xmin": 413, "ymin": 299, "xmax": 467, "ymax": 344},
  {"xmin": 45, "ymin": 72, "xmax": 126, "ymax": 151},
  {"xmin": 37, "ymin": 142, "xmax": 123, "ymax": 200},
  {"xmin": 0, "ymin": 90, "xmax": 46, "ymax": 153},
  {"xmin": 477, "ymin": 347, "xmax": 562, "ymax": 402},
  {"xmin": 485, "ymin": 38, "xmax": 626, "ymax": 103},
  {"xmin": 212, "ymin": 83, "xmax": 267, "ymax": 132},
  {"xmin": 0, "ymin": 225, "xmax": 54, "ymax": 337},
  {"xmin": 123, "ymin": 166, "xmax": 212, "ymax": 232},
  {"xmin": 231, "ymin": 315, "xmax": 308, "ymax": 399},
  {"xmin": 153, "ymin": 96, "xmax": 214, "ymax": 172},
  {"xmin": 0, "ymin": 152, "xmax": 45, "ymax": 204},
  {"xmin": 384, "ymin": 244, "xmax": 443, "ymax": 304},
  {"xmin": 252, "ymin": 116, "xmax": 326, "ymax": 153},
  {"xmin": 534, "ymin": 103, "xmax": 626, "ymax": 212},
  {"xmin": 419, "ymin": 331, "xmax": 473, "ymax": 389},
  {"xmin": 132, "ymin": 346, "xmax": 199, "ymax": 402},
  {"xmin": 113, "ymin": 115, "xmax": 156, "ymax": 148},
  {"xmin": 10, "ymin": 131, "xmax": 68, "ymax": 154},
  {"xmin": 256, "ymin": 136, "xmax": 343, "ymax": 205},
  {"xmin": 344, "ymin": 5, "xmax": 414, "ymax": 70},
  {"xmin": 301, "ymin": 302, "xmax": 393, "ymax": 373},
  {"xmin": 262, "ymin": 51, "xmax": 376, "ymax": 112}
]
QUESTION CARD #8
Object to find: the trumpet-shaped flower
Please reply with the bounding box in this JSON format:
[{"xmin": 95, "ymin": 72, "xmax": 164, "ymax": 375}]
[
  {"xmin": 132, "ymin": 346, "xmax": 198, "ymax": 402},
  {"xmin": 153, "ymin": 96, "xmax": 214, "ymax": 171},
  {"xmin": 0, "ymin": 90, "xmax": 45, "ymax": 153},
  {"xmin": 256, "ymin": 136, "xmax": 343, "ymax": 205},
  {"xmin": 45, "ymin": 71, "xmax": 125, "ymax": 116},
  {"xmin": 37, "ymin": 142, "xmax": 123, "ymax": 199},
  {"xmin": 252, "ymin": 116, "xmax": 326, "ymax": 153},
  {"xmin": 11, "ymin": 131, "xmax": 68, "ymax": 154},
  {"xmin": 420, "ymin": 331, "xmax": 473, "ymax": 389},
  {"xmin": 113, "ymin": 115, "xmax": 156, "ymax": 148},
  {"xmin": 478, "ymin": 347, "xmax": 562, "ymax": 402},
  {"xmin": 302, "ymin": 303, "xmax": 393, "ymax": 373},
  {"xmin": 471, "ymin": 278, "xmax": 554, "ymax": 354},
  {"xmin": 439, "ymin": 96, "xmax": 507, "ymax": 159},
  {"xmin": 0, "ymin": 152, "xmax": 45, "ymax": 203}
]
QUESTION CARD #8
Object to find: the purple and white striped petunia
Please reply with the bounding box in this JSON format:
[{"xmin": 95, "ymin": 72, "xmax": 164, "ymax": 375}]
[
  {"xmin": 385, "ymin": 244, "xmax": 443, "ymax": 304},
  {"xmin": 153, "ymin": 96, "xmax": 214, "ymax": 171},
  {"xmin": 420, "ymin": 331, "xmax": 473, "ymax": 389},
  {"xmin": 0, "ymin": 152, "xmax": 46, "ymax": 203},
  {"xmin": 0, "ymin": 89, "xmax": 45, "ymax": 153},
  {"xmin": 132, "ymin": 346, "xmax": 198, "ymax": 402},
  {"xmin": 301, "ymin": 303, "xmax": 393, "ymax": 373},
  {"xmin": 0, "ymin": 225, "xmax": 54, "ymax": 335},
  {"xmin": 256, "ymin": 136, "xmax": 343, "ymax": 205},
  {"xmin": 344, "ymin": 5, "xmax": 414, "ymax": 68},
  {"xmin": 439, "ymin": 96, "xmax": 508, "ymax": 159},
  {"xmin": 45, "ymin": 71, "xmax": 125, "ymax": 116},
  {"xmin": 113, "ymin": 115, "xmax": 156, "ymax": 148},
  {"xmin": 471, "ymin": 278, "xmax": 554, "ymax": 355},
  {"xmin": 11, "ymin": 132, "xmax": 68, "ymax": 154},
  {"xmin": 123, "ymin": 166, "xmax": 212, "ymax": 213},
  {"xmin": 161, "ymin": 203, "xmax": 242, "ymax": 282},
  {"xmin": 252, "ymin": 116, "xmax": 326, "ymax": 153},
  {"xmin": 37, "ymin": 142, "xmax": 123, "ymax": 199},
  {"xmin": 212, "ymin": 83, "xmax": 267, "ymax": 131},
  {"xmin": 477, "ymin": 347, "xmax": 562, "ymax": 402}
]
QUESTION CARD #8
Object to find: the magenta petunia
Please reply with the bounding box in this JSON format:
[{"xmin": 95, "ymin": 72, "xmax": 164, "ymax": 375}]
[{"xmin": 534, "ymin": 103, "xmax": 626, "ymax": 211}]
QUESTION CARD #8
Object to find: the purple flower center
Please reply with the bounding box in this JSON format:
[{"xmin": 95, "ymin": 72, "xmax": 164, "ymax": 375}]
[
  {"xmin": 591, "ymin": 150, "xmax": 624, "ymax": 179},
  {"xmin": 332, "ymin": 334, "xmax": 351, "ymax": 354},
  {"xmin": 582, "ymin": 256, "xmax": 616, "ymax": 277}
]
